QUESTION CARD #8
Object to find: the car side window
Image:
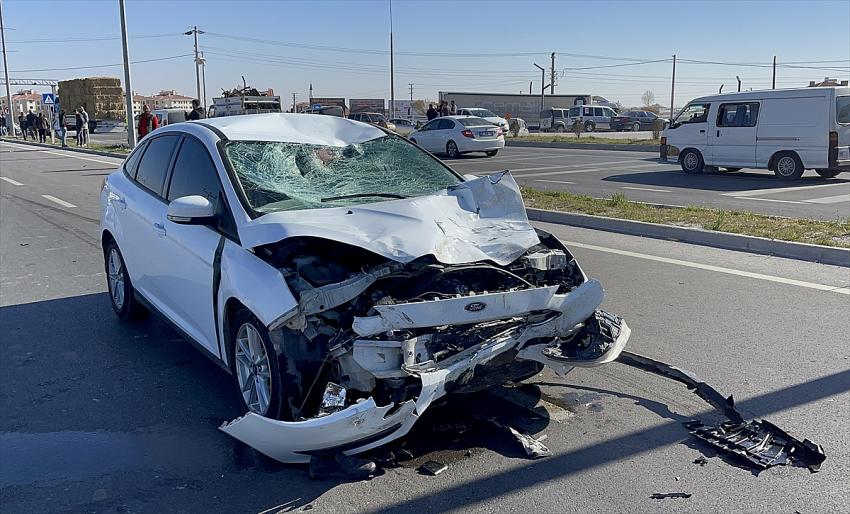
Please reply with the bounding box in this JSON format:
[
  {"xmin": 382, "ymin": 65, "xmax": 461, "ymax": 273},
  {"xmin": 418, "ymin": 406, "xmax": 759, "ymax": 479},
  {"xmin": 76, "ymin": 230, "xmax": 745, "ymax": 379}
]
[
  {"xmin": 166, "ymin": 137, "xmax": 222, "ymax": 203},
  {"xmin": 594, "ymin": 107, "xmax": 603, "ymax": 116},
  {"xmin": 123, "ymin": 141, "xmax": 148, "ymax": 179},
  {"xmin": 134, "ymin": 135, "xmax": 180, "ymax": 197},
  {"xmin": 583, "ymin": 107, "xmax": 592, "ymax": 116},
  {"xmin": 717, "ymin": 102, "xmax": 760, "ymax": 127},
  {"xmin": 438, "ymin": 119, "xmax": 455, "ymax": 130}
]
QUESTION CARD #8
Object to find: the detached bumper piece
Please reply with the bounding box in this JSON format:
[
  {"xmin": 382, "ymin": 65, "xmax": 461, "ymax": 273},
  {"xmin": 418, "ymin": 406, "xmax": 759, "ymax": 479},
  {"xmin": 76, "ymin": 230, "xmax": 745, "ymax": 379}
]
[
  {"xmin": 617, "ymin": 351, "xmax": 826, "ymax": 473},
  {"xmin": 685, "ymin": 420, "xmax": 826, "ymax": 473}
]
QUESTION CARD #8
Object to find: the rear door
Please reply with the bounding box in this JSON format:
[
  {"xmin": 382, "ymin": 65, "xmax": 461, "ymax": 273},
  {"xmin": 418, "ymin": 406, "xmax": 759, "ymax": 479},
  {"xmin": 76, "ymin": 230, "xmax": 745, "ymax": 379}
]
[
  {"xmin": 414, "ymin": 119, "xmax": 440, "ymax": 151},
  {"xmin": 434, "ymin": 119, "xmax": 456, "ymax": 151},
  {"xmin": 710, "ymin": 102, "xmax": 759, "ymax": 167}
]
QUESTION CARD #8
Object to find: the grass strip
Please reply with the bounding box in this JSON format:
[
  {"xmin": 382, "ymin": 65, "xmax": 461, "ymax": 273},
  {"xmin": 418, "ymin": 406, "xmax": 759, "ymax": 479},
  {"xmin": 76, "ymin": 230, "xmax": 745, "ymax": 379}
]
[
  {"xmin": 512, "ymin": 135, "xmax": 660, "ymax": 145},
  {"xmin": 521, "ymin": 187, "xmax": 850, "ymax": 248}
]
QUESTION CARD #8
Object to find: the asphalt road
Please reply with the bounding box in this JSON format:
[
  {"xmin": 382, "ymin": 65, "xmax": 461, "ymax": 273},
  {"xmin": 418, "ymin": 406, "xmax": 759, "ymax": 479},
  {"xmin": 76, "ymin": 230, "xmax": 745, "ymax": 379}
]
[
  {"xmin": 1, "ymin": 141, "xmax": 849, "ymax": 513},
  {"xmin": 448, "ymin": 146, "xmax": 850, "ymax": 220}
]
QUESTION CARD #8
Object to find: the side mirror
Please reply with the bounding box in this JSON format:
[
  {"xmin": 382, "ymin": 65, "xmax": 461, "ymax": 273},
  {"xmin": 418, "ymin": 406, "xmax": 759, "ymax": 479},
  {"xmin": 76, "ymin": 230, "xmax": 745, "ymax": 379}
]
[{"xmin": 167, "ymin": 195, "xmax": 216, "ymax": 225}]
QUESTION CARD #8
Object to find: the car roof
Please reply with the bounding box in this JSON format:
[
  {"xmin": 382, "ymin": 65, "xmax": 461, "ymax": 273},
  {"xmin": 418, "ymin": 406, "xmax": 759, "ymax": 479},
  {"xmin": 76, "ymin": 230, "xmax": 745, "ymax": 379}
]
[{"xmin": 200, "ymin": 113, "xmax": 385, "ymax": 144}]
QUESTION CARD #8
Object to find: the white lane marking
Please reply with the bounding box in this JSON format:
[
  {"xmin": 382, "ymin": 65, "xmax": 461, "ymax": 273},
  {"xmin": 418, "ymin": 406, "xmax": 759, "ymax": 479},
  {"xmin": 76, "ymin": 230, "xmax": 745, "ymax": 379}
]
[
  {"xmin": 731, "ymin": 197, "xmax": 808, "ymax": 205},
  {"xmin": 804, "ymin": 194, "xmax": 850, "ymax": 204},
  {"xmin": 0, "ymin": 176, "xmax": 24, "ymax": 186},
  {"xmin": 723, "ymin": 182, "xmax": 849, "ymax": 198},
  {"xmin": 535, "ymin": 179, "xmax": 576, "ymax": 185},
  {"xmin": 516, "ymin": 163, "xmax": 665, "ymax": 179},
  {"xmin": 41, "ymin": 195, "xmax": 77, "ymax": 208},
  {"xmin": 622, "ymin": 186, "xmax": 672, "ymax": 193},
  {"xmin": 563, "ymin": 240, "xmax": 850, "ymax": 295}
]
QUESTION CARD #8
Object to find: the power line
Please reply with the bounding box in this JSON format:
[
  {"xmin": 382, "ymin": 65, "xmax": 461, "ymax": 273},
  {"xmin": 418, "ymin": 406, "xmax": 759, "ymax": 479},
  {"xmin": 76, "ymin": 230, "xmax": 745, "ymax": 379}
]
[
  {"xmin": 6, "ymin": 33, "xmax": 183, "ymax": 43},
  {"xmin": 9, "ymin": 54, "xmax": 191, "ymax": 73}
]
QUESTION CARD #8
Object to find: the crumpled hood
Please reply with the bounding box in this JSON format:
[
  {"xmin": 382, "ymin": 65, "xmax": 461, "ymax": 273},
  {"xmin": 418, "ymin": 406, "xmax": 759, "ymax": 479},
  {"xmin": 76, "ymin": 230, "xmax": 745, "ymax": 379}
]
[{"xmin": 237, "ymin": 171, "xmax": 540, "ymax": 266}]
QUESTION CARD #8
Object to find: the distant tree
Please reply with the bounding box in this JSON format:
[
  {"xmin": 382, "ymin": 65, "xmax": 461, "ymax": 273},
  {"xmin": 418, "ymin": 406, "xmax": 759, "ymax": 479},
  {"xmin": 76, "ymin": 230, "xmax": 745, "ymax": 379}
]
[
  {"xmin": 412, "ymin": 100, "xmax": 428, "ymax": 115},
  {"xmin": 641, "ymin": 90, "xmax": 656, "ymax": 108}
]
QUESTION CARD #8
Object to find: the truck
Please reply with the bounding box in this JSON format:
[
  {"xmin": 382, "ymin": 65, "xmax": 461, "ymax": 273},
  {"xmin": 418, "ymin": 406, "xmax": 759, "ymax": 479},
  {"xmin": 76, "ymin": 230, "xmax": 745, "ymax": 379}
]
[
  {"xmin": 211, "ymin": 95, "xmax": 282, "ymax": 117},
  {"xmin": 439, "ymin": 92, "xmax": 593, "ymax": 129}
]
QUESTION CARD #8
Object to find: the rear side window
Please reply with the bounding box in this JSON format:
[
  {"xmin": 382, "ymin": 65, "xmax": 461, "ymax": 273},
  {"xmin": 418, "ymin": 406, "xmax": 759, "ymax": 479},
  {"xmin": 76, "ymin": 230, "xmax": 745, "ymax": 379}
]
[
  {"xmin": 594, "ymin": 107, "xmax": 603, "ymax": 116},
  {"xmin": 717, "ymin": 103, "xmax": 760, "ymax": 127},
  {"xmin": 837, "ymin": 96, "xmax": 850, "ymax": 124},
  {"xmin": 167, "ymin": 137, "xmax": 222, "ymax": 203},
  {"xmin": 123, "ymin": 141, "xmax": 147, "ymax": 178},
  {"xmin": 134, "ymin": 135, "xmax": 179, "ymax": 196},
  {"xmin": 553, "ymin": 110, "xmax": 563, "ymax": 118},
  {"xmin": 437, "ymin": 119, "xmax": 455, "ymax": 130},
  {"xmin": 457, "ymin": 117, "xmax": 491, "ymax": 127}
]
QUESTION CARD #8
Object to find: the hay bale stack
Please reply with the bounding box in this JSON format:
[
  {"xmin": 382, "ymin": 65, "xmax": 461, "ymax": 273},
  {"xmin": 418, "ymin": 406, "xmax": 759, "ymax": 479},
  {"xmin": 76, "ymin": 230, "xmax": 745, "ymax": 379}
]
[{"xmin": 58, "ymin": 77, "xmax": 126, "ymax": 120}]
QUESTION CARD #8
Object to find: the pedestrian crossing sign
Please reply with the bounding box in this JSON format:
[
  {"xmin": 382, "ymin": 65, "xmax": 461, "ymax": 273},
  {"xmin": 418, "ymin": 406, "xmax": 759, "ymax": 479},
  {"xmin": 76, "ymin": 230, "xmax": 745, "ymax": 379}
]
[{"xmin": 42, "ymin": 93, "xmax": 55, "ymax": 105}]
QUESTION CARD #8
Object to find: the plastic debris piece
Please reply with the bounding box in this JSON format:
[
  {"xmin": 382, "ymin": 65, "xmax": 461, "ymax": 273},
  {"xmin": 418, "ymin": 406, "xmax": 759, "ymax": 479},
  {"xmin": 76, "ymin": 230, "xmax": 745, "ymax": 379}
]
[
  {"xmin": 308, "ymin": 453, "xmax": 377, "ymax": 481},
  {"xmin": 505, "ymin": 426, "xmax": 550, "ymax": 459},
  {"xmin": 693, "ymin": 456, "xmax": 708, "ymax": 466},
  {"xmin": 317, "ymin": 382, "xmax": 346, "ymax": 417},
  {"xmin": 651, "ymin": 492, "xmax": 692, "ymax": 499},
  {"xmin": 419, "ymin": 460, "xmax": 448, "ymax": 476}
]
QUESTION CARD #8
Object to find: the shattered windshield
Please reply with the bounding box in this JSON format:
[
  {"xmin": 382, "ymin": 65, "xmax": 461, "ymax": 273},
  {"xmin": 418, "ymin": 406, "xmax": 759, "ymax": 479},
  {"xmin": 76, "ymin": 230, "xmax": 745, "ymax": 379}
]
[{"xmin": 223, "ymin": 136, "xmax": 462, "ymax": 213}]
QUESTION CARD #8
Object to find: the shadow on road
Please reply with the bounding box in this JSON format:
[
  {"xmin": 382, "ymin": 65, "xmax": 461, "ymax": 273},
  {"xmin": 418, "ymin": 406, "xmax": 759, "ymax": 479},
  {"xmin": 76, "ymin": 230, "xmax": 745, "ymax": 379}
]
[{"xmin": 602, "ymin": 170, "xmax": 849, "ymax": 192}]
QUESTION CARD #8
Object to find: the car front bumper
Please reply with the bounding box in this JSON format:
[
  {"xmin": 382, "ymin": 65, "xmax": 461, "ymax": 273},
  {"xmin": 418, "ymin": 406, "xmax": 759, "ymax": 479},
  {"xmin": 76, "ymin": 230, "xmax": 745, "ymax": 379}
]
[{"xmin": 221, "ymin": 278, "xmax": 630, "ymax": 463}]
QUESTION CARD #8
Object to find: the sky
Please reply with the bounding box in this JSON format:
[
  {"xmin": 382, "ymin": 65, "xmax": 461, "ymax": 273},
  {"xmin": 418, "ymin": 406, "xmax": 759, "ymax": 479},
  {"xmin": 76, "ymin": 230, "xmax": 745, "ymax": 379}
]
[{"xmin": 2, "ymin": 0, "xmax": 849, "ymax": 109}]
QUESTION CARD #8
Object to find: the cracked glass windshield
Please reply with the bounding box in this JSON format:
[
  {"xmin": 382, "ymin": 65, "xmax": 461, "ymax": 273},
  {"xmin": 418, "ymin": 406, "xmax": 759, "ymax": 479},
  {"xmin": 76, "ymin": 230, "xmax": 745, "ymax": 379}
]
[{"xmin": 223, "ymin": 136, "xmax": 461, "ymax": 213}]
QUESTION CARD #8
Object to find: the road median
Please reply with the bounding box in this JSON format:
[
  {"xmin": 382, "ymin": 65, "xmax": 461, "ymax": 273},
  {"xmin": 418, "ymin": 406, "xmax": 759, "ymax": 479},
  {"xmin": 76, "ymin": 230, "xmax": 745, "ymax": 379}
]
[
  {"xmin": 507, "ymin": 136, "xmax": 660, "ymax": 153},
  {"xmin": 0, "ymin": 137, "xmax": 128, "ymax": 158},
  {"xmin": 523, "ymin": 188, "xmax": 850, "ymax": 267}
]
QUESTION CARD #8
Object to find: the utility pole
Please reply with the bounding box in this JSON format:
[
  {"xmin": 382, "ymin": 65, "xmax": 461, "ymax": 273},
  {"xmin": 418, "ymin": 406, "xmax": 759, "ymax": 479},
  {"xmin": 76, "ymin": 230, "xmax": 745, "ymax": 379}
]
[
  {"xmin": 0, "ymin": 0, "xmax": 15, "ymax": 138},
  {"xmin": 118, "ymin": 0, "xmax": 136, "ymax": 148},
  {"xmin": 529, "ymin": 81, "xmax": 532, "ymax": 95},
  {"xmin": 772, "ymin": 56, "xmax": 776, "ymax": 89},
  {"xmin": 309, "ymin": 83, "xmax": 313, "ymax": 103},
  {"xmin": 550, "ymin": 52, "xmax": 556, "ymax": 95},
  {"xmin": 736, "ymin": 75, "xmax": 741, "ymax": 92},
  {"xmin": 389, "ymin": 0, "xmax": 395, "ymax": 119},
  {"xmin": 184, "ymin": 26, "xmax": 205, "ymax": 105},
  {"xmin": 198, "ymin": 51, "xmax": 207, "ymax": 112},
  {"xmin": 291, "ymin": 92, "xmax": 296, "ymax": 113},
  {"xmin": 408, "ymin": 83, "xmax": 413, "ymax": 101},
  {"xmin": 533, "ymin": 63, "xmax": 545, "ymax": 111},
  {"xmin": 669, "ymin": 54, "xmax": 676, "ymax": 120}
]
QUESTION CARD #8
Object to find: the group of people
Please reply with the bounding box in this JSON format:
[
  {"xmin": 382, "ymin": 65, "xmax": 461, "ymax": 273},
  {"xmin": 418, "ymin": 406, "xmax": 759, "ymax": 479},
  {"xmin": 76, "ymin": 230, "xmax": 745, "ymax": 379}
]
[
  {"xmin": 137, "ymin": 99, "xmax": 205, "ymax": 138},
  {"xmin": 18, "ymin": 110, "xmax": 51, "ymax": 143},
  {"xmin": 426, "ymin": 100, "xmax": 457, "ymax": 121},
  {"xmin": 9, "ymin": 107, "xmax": 89, "ymax": 147}
]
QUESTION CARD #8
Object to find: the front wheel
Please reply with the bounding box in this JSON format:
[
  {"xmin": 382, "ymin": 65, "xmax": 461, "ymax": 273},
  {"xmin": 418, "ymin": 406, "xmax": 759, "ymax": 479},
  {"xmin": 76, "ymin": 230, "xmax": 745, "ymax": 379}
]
[
  {"xmin": 104, "ymin": 242, "xmax": 148, "ymax": 321},
  {"xmin": 584, "ymin": 121, "xmax": 595, "ymax": 133},
  {"xmin": 773, "ymin": 153, "xmax": 804, "ymax": 179},
  {"xmin": 815, "ymin": 169, "xmax": 841, "ymax": 178},
  {"xmin": 632, "ymin": 122, "xmax": 641, "ymax": 132},
  {"xmin": 680, "ymin": 149, "xmax": 704, "ymax": 174},
  {"xmin": 446, "ymin": 140, "xmax": 459, "ymax": 158},
  {"xmin": 230, "ymin": 309, "xmax": 287, "ymax": 419},
  {"xmin": 485, "ymin": 150, "xmax": 498, "ymax": 157}
]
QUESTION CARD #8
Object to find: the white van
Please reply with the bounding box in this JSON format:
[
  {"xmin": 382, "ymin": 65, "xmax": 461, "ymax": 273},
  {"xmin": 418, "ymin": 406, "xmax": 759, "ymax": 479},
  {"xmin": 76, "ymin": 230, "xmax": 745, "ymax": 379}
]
[{"xmin": 662, "ymin": 87, "xmax": 850, "ymax": 179}]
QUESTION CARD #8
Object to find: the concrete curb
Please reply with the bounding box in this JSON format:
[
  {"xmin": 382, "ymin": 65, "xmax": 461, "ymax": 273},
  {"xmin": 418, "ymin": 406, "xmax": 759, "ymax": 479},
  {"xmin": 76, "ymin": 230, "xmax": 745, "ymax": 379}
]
[
  {"xmin": 507, "ymin": 140, "xmax": 660, "ymax": 153},
  {"xmin": 0, "ymin": 137, "xmax": 127, "ymax": 159},
  {"xmin": 527, "ymin": 207, "xmax": 850, "ymax": 268}
]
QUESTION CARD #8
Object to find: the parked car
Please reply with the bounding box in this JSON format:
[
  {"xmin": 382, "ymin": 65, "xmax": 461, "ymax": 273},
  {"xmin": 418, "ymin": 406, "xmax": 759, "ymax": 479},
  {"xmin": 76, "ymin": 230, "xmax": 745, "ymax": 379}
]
[
  {"xmin": 611, "ymin": 111, "xmax": 668, "ymax": 132},
  {"xmin": 456, "ymin": 108, "xmax": 510, "ymax": 135},
  {"xmin": 662, "ymin": 86, "xmax": 849, "ymax": 179},
  {"xmin": 99, "ymin": 113, "xmax": 631, "ymax": 463},
  {"xmin": 304, "ymin": 105, "xmax": 347, "ymax": 117},
  {"xmin": 539, "ymin": 108, "xmax": 571, "ymax": 132},
  {"xmin": 153, "ymin": 109, "xmax": 188, "ymax": 127},
  {"xmin": 388, "ymin": 118, "xmax": 416, "ymax": 136},
  {"xmin": 349, "ymin": 112, "xmax": 396, "ymax": 131},
  {"xmin": 565, "ymin": 105, "xmax": 618, "ymax": 132},
  {"xmin": 409, "ymin": 115, "xmax": 505, "ymax": 157}
]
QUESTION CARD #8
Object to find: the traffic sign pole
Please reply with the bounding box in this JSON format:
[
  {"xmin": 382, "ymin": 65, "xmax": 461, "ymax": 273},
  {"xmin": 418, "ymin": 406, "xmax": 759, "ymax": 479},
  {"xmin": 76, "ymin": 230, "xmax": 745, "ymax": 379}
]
[{"xmin": 42, "ymin": 93, "xmax": 55, "ymax": 144}]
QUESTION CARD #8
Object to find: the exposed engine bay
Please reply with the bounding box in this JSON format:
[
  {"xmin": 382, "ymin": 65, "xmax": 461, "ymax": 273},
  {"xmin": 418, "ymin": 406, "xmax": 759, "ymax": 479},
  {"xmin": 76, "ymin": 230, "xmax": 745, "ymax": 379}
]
[{"xmin": 221, "ymin": 228, "xmax": 630, "ymax": 463}]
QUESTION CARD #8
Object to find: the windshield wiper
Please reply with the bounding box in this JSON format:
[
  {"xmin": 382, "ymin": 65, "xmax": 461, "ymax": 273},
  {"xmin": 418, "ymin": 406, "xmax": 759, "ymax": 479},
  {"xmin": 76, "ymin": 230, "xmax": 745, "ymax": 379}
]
[{"xmin": 320, "ymin": 192, "xmax": 409, "ymax": 202}]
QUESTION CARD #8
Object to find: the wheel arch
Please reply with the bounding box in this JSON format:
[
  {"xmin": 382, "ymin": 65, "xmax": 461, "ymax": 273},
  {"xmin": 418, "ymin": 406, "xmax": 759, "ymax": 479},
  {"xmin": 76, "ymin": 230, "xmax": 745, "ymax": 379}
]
[
  {"xmin": 768, "ymin": 150, "xmax": 800, "ymax": 171},
  {"xmin": 221, "ymin": 296, "xmax": 249, "ymax": 372},
  {"xmin": 101, "ymin": 229, "xmax": 115, "ymax": 254},
  {"xmin": 677, "ymin": 147, "xmax": 702, "ymax": 163}
]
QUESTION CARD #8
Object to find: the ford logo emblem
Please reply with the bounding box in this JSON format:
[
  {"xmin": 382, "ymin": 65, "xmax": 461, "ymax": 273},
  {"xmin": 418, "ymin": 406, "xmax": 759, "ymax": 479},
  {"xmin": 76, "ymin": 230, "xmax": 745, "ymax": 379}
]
[{"xmin": 465, "ymin": 302, "xmax": 486, "ymax": 312}]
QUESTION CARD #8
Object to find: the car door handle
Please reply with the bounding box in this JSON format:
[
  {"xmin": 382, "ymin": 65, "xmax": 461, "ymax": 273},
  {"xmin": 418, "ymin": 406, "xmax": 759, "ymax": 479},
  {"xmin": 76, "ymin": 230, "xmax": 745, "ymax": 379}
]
[
  {"xmin": 699, "ymin": 129, "xmax": 706, "ymax": 134},
  {"xmin": 717, "ymin": 130, "xmax": 720, "ymax": 137},
  {"xmin": 153, "ymin": 222, "xmax": 167, "ymax": 237}
]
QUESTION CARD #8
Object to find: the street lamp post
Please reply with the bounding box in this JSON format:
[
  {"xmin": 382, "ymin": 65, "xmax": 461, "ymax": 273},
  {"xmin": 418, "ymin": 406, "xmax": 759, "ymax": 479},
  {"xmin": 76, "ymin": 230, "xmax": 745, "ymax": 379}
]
[
  {"xmin": 0, "ymin": 0, "xmax": 15, "ymax": 138},
  {"xmin": 118, "ymin": 0, "xmax": 137, "ymax": 148}
]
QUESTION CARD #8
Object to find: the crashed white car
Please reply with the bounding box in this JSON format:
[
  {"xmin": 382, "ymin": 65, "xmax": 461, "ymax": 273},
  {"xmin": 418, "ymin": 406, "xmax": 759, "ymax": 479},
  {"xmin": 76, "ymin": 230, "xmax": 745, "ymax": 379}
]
[{"xmin": 100, "ymin": 113, "xmax": 630, "ymax": 463}]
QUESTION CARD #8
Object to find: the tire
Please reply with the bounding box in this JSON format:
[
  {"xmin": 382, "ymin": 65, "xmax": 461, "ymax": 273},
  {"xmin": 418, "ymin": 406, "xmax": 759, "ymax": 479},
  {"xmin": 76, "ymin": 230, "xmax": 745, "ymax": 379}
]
[
  {"xmin": 446, "ymin": 140, "xmax": 459, "ymax": 158},
  {"xmin": 104, "ymin": 241, "xmax": 148, "ymax": 321},
  {"xmin": 584, "ymin": 121, "xmax": 595, "ymax": 133},
  {"xmin": 773, "ymin": 152, "xmax": 804, "ymax": 179},
  {"xmin": 815, "ymin": 169, "xmax": 841, "ymax": 178},
  {"xmin": 555, "ymin": 125, "xmax": 565, "ymax": 133},
  {"xmin": 632, "ymin": 122, "xmax": 641, "ymax": 132},
  {"xmin": 680, "ymin": 149, "xmax": 704, "ymax": 174},
  {"xmin": 485, "ymin": 150, "xmax": 498, "ymax": 157},
  {"xmin": 230, "ymin": 308, "xmax": 288, "ymax": 420}
]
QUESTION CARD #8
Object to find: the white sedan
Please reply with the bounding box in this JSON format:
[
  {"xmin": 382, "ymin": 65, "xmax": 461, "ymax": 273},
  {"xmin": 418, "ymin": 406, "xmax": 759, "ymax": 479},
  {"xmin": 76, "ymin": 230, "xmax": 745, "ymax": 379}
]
[
  {"xmin": 100, "ymin": 113, "xmax": 629, "ymax": 463},
  {"xmin": 388, "ymin": 118, "xmax": 417, "ymax": 136},
  {"xmin": 408, "ymin": 116, "xmax": 505, "ymax": 157}
]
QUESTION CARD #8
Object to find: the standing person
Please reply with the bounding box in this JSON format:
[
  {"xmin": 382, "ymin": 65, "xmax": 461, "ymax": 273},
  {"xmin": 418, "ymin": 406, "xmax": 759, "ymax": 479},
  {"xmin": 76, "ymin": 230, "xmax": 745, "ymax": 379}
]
[
  {"xmin": 18, "ymin": 113, "xmax": 27, "ymax": 140},
  {"xmin": 426, "ymin": 103, "xmax": 438, "ymax": 121},
  {"xmin": 54, "ymin": 109, "xmax": 67, "ymax": 147},
  {"xmin": 74, "ymin": 109, "xmax": 83, "ymax": 146},
  {"xmin": 0, "ymin": 112, "xmax": 7, "ymax": 136},
  {"xmin": 36, "ymin": 112, "xmax": 47, "ymax": 142},
  {"xmin": 185, "ymin": 99, "xmax": 205, "ymax": 120},
  {"xmin": 138, "ymin": 104, "xmax": 159, "ymax": 138},
  {"xmin": 78, "ymin": 106, "xmax": 90, "ymax": 147},
  {"xmin": 440, "ymin": 101, "xmax": 449, "ymax": 117},
  {"xmin": 26, "ymin": 109, "xmax": 37, "ymax": 140},
  {"xmin": 449, "ymin": 100, "xmax": 457, "ymax": 115}
]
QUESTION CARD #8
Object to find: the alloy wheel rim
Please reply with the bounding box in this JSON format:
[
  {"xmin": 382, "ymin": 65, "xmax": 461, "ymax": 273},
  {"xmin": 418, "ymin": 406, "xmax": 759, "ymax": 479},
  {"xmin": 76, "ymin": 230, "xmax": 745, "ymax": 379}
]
[
  {"xmin": 777, "ymin": 157, "xmax": 795, "ymax": 176},
  {"xmin": 235, "ymin": 323, "xmax": 272, "ymax": 415},
  {"xmin": 107, "ymin": 249, "xmax": 125, "ymax": 310},
  {"xmin": 448, "ymin": 142, "xmax": 457, "ymax": 156},
  {"xmin": 684, "ymin": 153, "xmax": 699, "ymax": 170}
]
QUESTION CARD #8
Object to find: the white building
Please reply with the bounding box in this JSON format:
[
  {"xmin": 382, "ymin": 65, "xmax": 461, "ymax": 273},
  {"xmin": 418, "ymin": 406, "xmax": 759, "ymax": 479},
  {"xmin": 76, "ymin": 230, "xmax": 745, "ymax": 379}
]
[{"xmin": 0, "ymin": 89, "xmax": 44, "ymax": 116}]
